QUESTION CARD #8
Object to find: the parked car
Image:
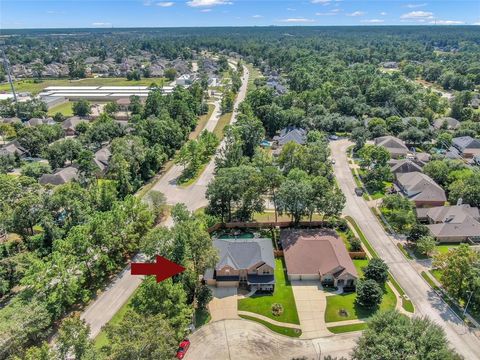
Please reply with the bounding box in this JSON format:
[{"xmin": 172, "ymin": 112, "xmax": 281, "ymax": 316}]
[
  {"xmin": 354, "ymin": 187, "xmax": 364, "ymax": 196},
  {"xmin": 176, "ymin": 339, "xmax": 191, "ymax": 359},
  {"xmin": 329, "ymin": 134, "xmax": 339, "ymax": 141}
]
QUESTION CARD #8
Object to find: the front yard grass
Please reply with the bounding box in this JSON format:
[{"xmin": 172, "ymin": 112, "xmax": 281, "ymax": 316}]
[
  {"xmin": 327, "ymin": 322, "xmax": 368, "ymax": 334},
  {"xmin": 238, "ymin": 258, "xmax": 300, "ymax": 325},
  {"xmin": 325, "ymin": 282, "xmax": 397, "ymax": 323},
  {"xmin": 239, "ymin": 315, "xmax": 301, "ymax": 338}
]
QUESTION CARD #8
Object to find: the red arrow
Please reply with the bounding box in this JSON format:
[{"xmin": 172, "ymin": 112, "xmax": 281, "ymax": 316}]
[{"xmin": 131, "ymin": 255, "xmax": 185, "ymax": 283}]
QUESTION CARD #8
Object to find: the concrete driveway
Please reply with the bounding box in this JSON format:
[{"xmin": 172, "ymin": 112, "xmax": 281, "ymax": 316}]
[
  {"xmin": 185, "ymin": 319, "xmax": 359, "ymax": 360},
  {"xmin": 291, "ymin": 281, "xmax": 330, "ymax": 338},
  {"xmin": 208, "ymin": 287, "xmax": 239, "ymax": 322}
]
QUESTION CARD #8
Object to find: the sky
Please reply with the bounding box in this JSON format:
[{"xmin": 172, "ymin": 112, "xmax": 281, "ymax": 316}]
[{"xmin": 1, "ymin": 0, "xmax": 479, "ymax": 29}]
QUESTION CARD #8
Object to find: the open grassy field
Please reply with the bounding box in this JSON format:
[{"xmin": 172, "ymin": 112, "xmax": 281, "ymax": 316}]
[
  {"xmin": 0, "ymin": 77, "xmax": 167, "ymax": 95},
  {"xmin": 47, "ymin": 101, "xmax": 74, "ymax": 116},
  {"xmin": 238, "ymin": 258, "xmax": 300, "ymax": 325}
]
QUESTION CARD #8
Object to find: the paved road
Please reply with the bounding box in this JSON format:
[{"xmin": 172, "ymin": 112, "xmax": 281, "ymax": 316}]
[
  {"xmin": 184, "ymin": 319, "xmax": 360, "ymax": 360},
  {"xmin": 330, "ymin": 139, "xmax": 480, "ymax": 359},
  {"xmin": 81, "ymin": 66, "xmax": 249, "ymax": 339}
]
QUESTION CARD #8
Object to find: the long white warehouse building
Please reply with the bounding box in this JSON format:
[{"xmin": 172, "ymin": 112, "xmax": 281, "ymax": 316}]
[{"xmin": 39, "ymin": 85, "xmax": 174, "ymax": 102}]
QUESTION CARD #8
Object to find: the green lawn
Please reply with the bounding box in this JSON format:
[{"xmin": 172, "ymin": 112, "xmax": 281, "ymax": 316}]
[
  {"xmin": 252, "ymin": 211, "xmax": 324, "ymax": 223},
  {"xmin": 325, "ymin": 282, "xmax": 397, "ymax": 323},
  {"xmin": 327, "ymin": 322, "xmax": 368, "ymax": 334},
  {"xmin": 238, "ymin": 258, "xmax": 300, "ymax": 325},
  {"xmin": 239, "ymin": 315, "xmax": 301, "ymax": 338},
  {"xmin": 431, "ymin": 269, "xmax": 443, "ymax": 282},
  {"xmin": 246, "ymin": 64, "xmax": 262, "ymax": 93},
  {"xmin": 213, "ymin": 112, "xmax": 233, "ymax": 139},
  {"xmin": 0, "ymin": 77, "xmax": 167, "ymax": 95},
  {"xmin": 353, "ymin": 259, "xmax": 369, "ymax": 277},
  {"xmin": 47, "ymin": 101, "xmax": 74, "ymax": 116},
  {"xmin": 189, "ymin": 104, "xmax": 215, "ymax": 140},
  {"xmin": 435, "ymin": 244, "xmax": 462, "ymax": 255}
]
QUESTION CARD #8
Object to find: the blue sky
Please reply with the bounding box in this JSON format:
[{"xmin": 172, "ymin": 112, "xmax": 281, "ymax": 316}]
[{"xmin": 1, "ymin": 0, "xmax": 479, "ymax": 29}]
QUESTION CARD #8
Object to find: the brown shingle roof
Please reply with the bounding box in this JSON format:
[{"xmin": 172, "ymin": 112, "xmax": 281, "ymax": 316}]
[{"xmin": 281, "ymin": 229, "xmax": 357, "ymax": 278}]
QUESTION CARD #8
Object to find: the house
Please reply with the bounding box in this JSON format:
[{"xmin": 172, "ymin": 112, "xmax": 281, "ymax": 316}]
[
  {"xmin": 396, "ymin": 171, "xmax": 446, "ymax": 207},
  {"xmin": 176, "ymin": 74, "xmax": 195, "ymax": 86},
  {"xmin": 62, "ymin": 116, "xmax": 89, "ymax": 136},
  {"xmin": 374, "ymin": 136, "xmax": 409, "ymax": 159},
  {"xmin": 0, "ymin": 140, "xmax": 26, "ymax": 158},
  {"xmin": 39, "ymin": 166, "xmax": 79, "ymax": 186},
  {"xmin": 281, "ymin": 229, "xmax": 358, "ymax": 288},
  {"xmin": 25, "ymin": 117, "xmax": 56, "ymax": 127},
  {"xmin": 94, "ymin": 146, "xmax": 111, "ymax": 174},
  {"xmin": 433, "ymin": 117, "xmax": 460, "ymax": 131},
  {"xmin": 413, "ymin": 152, "xmax": 431, "ymax": 166},
  {"xmin": 273, "ymin": 127, "xmax": 307, "ymax": 147},
  {"xmin": 416, "ymin": 205, "xmax": 480, "ymax": 243},
  {"xmin": 452, "ymin": 136, "xmax": 480, "ymax": 159},
  {"xmin": 389, "ymin": 159, "xmax": 423, "ymax": 176},
  {"xmin": 204, "ymin": 238, "xmax": 275, "ymax": 291}
]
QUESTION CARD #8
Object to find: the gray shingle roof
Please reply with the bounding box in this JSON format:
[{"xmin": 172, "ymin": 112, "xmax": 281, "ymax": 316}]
[
  {"xmin": 390, "ymin": 159, "xmax": 423, "ymax": 174},
  {"xmin": 374, "ymin": 136, "xmax": 409, "ymax": 156},
  {"xmin": 273, "ymin": 127, "xmax": 307, "ymax": 146},
  {"xmin": 452, "ymin": 136, "xmax": 480, "ymax": 152},
  {"xmin": 433, "ymin": 117, "xmax": 460, "ymax": 130},
  {"xmin": 39, "ymin": 166, "xmax": 79, "ymax": 185},
  {"xmin": 397, "ymin": 171, "xmax": 446, "ymax": 203},
  {"xmin": 213, "ymin": 238, "xmax": 274, "ymax": 271}
]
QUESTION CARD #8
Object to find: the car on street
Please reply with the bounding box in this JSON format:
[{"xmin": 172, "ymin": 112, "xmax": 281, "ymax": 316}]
[
  {"xmin": 329, "ymin": 134, "xmax": 339, "ymax": 140},
  {"xmin": 176, "ymin": 339, "xmax": 191, "ymax": 359},
  {"xmin": 354, "ymin": 187, "xmax": 364, "ymax": 196}
]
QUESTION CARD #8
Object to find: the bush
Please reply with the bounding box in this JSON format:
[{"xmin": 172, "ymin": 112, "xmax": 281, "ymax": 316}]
[
  {"xmin": 349, "ymin": 237, "xmax": 363, "ymax": 252},
  {"xmin": 271, "ymin": 303, "xmax": 284, "ymax": 316},
  {"xmin": 356, "ymin": 279, "xmax": 383, "ymax": 308}
]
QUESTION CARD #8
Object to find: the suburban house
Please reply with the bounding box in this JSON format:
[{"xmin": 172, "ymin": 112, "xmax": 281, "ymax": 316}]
[
  {"xmin": 433, "ymin": 117, "xmax": 460, "ymax": 131},
  {"xmin": 413, "ymin": 152, "xmax": 431, "ymax": 166},
  {"xmin": 273, "ymin": 127, "xmax": 307, "ymax": 147},
  {"xmin": 374, "ymin": 135, "xmax": 409, "ymax": 159},
  {"xmin": 416, "ymin": 205, "xmax": 480, "ymax": 243},
  {"xmin": 396, "ymin": 171, "xmax": 446, "ymax": 207},
  {"xmin": 452, "ymin": 136, "xmax": 480, "ymax": 159},
  {"xmin": 281, "ymin": 229, "xmax": 358, "ymax": 289},
  {"xmin": 62, "ymin": 116, "xmax": 89, "ymax": 136},
  {"xmin": 0, "ymin": 141, "xmax": 26, "ymax": 158},
  {"xmin": 25, "ymin": 117, "xmax": 56, "ymax": 127},
  {"xmin": 176, "ymin": 74, "xmax": 196, "ymax": 86},
  {"xmin": 39, "ymin": 166, "xmax": 79, "ymax": 186},
  {"xmin": 389, "ymin": 159, "xmax": 423, "ymax": 177},
  {"xmin": 94, "ymin": 146, "xmax": 111, "ymax": 175},
  {"xmin": 204, "ymin": 238, "xmax": 275, "ymax": 291}
]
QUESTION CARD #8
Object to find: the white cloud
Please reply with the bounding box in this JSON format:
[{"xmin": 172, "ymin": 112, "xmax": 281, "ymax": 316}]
[
  {"xmin": 252, "ymin": 15, "xmax": 263, "ymax": 18},
  {"xmin": 311, "ymin": 0, "xmax": 331, "ymax": 4},
  {"xmin": 431, "ymin": 20, "xmax": 465, "ymax": 25},
  {"xmin": 92, "ymin": 22, "xmax": 112, "ymax": 27},
  {"xmin": 361, "ymin": 19, "xmax": 384, "ymax": 24},
  {"xmin": 200, "ymin": 8, "xmax": 212, "ymax": 12},
  {"xmin": 400, "ymin": 11, "xmax": 433, "ymax": 19},
  {"xmin": 473, "ymin": 22, "xmax": 480, "ymax": 25},
  {"xmin": 347, "ymin": 11, "xmax": 365, "ymax": 17},
  {"xmin": 279, "ymin": 18, "xmax": 315, "ymax": 23},
  {"xmin": 186, "ymin": 0, "xmax": 232, "ymax": 7},
  {"xmin": 286, "ymin": 8, "xmax": 296, "ymax": 11},
  {"xmin": 157, "ymin": 1, "xmax": 174, "ymax": 6},
  {"xmin": 405, "ymin": 3, "xmax": 427, "ymax": 8},
  {"xmin": 316, "ymin": 12, "xmax": 338, "ymax": 16},
  {"xmin": 380, "ymin": 12, "xmax": 387, "ymax": 16}
]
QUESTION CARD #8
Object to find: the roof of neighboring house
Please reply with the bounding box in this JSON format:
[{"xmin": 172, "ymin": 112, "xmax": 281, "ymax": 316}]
[
  {"xmin": 414, "ymin": 152, "xmax": 431, "ymax": 165},
  {"xmin": 0, "ymin": 140, "xmax": 26, "ymax": 157},
  {"xmin": 94, "ymin": 146, "xmax": 111, "ymax": 172},
  {"xmin": 39, "ymin": 166, "xmax": 79, "ymax": 185},
  {"xmin": 452, "ymin": 136, "xmax": 480, "ymax": 152},
  {"xmin": 390, "ymin": 159, "xmax": 423, "ymax": 174},
  {"xmin": 396, "ymin": 171, "xmax": 446, "ymax": 203},
  {"xmin": 213, "ymin": 238, "xmax": 274, "ymax": 271},
  {"xmin": 433, "ymin": 117, "xmax": 460, "ymax": 130},
  {"xmin": 0, "ymin": 117, "xmax": 22, "ymax": 124},
  {"xmin": 281, "ymin": 229, "xmax": 357, "ymax": 278},
  {"xmin": 374, "ymin": 136, "xmax": 409, "ymax": 156},
  {"xmin": 428, "ymin": 216, "xmax": 480, "ymax": 239},
  {"xmin": 416, "ymin": 204, "xmax": 480, "ymax": 222},
  {"xmin": 62, "ymin": 117, "xmax": 89, "ymax": 131},
  {"xmin": 26, "ymin": 117, "xmax": 55, "ymax": 127},
  {"xmin": 273, "ymin": 127, "xmax": 307, "ymax": 146}
]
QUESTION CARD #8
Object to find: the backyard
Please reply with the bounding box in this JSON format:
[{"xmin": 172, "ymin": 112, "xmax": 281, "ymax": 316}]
[{"xmin": 238, "ymin": 258, "xmax": 300, "ymax": 325}]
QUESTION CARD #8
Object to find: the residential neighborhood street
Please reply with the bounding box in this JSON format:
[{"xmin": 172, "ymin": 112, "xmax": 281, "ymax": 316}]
[
  {"xmin": 330, "ymin": 139, "xmax": 480, "ymax": 360},
  {"xmin": 80, "ymin": 66, "xmax": 249, "ymax": 339}
]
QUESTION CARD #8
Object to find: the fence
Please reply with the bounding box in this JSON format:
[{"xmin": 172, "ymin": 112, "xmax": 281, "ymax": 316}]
[{"xmin": 207, "ymin": 220, "xmax": 329, "ymax": 233}]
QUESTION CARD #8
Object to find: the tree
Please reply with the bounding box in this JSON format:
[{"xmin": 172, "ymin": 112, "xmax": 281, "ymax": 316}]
[
  {"xmin": 103, "ymin": 310, "xmax": 178, "ymax": 360},
  {"xmin": 356, "ymin": 279, "xmax": 383, "ymax": 308},
  {"xmin": 72, "ymin": 100, "xmax": 91, "ymax": 117},
  {"xmin": 416, "ymin": 235, "xmax": 437, "ymax": 256},
  {"xmin": 276, "ymin": 169, "xmax": 312, "ymax": 224},
  {"xmin": 352, "ymin": 310, "xmax": 459, "ymax": 360},
  {"xmin": 363, "ymin": 258, "xmax": 389, "ymax": 285},
  {"xmin": 44, "ymin": 138, "xmax": 82, "ymax": 169},
  {"xmin": 104, "ymin": 101, "xmax": 118, "ymax": 115},
  {"xmin": 221, "ymin": 89, "xmax": 235, "ymax": 114},
  {"xmin": 164, "ymin": 68, "xmax": 177, "ymax": 81},
  {"xmin": 196, "ymin": 284, "xmax": 213, "ymax": 310},
  {"xmin": 21, "ymin": 162, "xmax": 51, "ymax": 180},
  {"xmin": 423, "ymin": 160, "xmax": 450, "ymax": 187},
  {"xmin": 57, "ymin": 316, "xmax": 97, "ymax": 360},
  {"xmin": 407, "ymin": 223, "xmax": 430, "ymax": 242}
]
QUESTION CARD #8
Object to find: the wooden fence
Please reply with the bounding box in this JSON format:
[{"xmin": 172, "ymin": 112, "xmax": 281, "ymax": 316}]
[{"xmin": 207, "ymin": 220, "xmax": 329, "ymax": 233}]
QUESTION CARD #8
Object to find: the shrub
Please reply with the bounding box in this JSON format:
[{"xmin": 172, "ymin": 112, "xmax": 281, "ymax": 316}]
[
  {"xmin": 271, "ymin": 303, "xmax": 284, "ymax": 316},
  {"xmin": 349, "ymin": 237, "xmax": 363, "ymax": 252}
]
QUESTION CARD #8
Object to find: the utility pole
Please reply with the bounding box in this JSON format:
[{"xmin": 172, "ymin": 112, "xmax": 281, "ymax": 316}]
[
  {"xmin": 1, "ymin": 42, "xmax": 19, "ymax": 116},
  {"xmin": 463, "ymin": 290, "xmax": 474, "ymax": 317}
]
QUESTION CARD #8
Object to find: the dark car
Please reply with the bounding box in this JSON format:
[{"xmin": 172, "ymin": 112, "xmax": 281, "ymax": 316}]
[
  {"xmin": 355, "ymin": 187, "xmax": 364, "ymax": 196},
  {"xmin": 176, "ymin": 339, "xmax": 191, "ymax": 359}
]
